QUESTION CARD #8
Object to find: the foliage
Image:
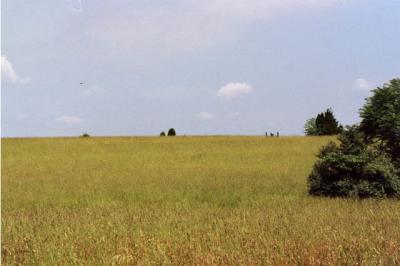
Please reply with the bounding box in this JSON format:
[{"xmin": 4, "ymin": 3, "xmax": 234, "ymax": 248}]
[
  {"xmin": 81, "ymin": 133, "xmax": 90, "ymax": 137},
  {"xmin": 308, "ymin": 79, "xmax": 400, "ymax": 199},
  {"xmin": 160, "ymin": 131, "xmax": 166, "ymax": 137},
  {"xmin": 168, "ymin": 128, "xmax": 176, "ymax": 136},
  {"xmin": 305, "ymin": 109, "xmax": 342, "ymax": 136},
  {"xmin": 315, "ymin": 108, "xmax": 342, "ymax": 135},
  {"xmin": 304, "ymin": 118, "xmax": 318, "ymax": 136},
  {"xmin": 360, "ymin": 78, "xmax": 400, "ymax": 164},
  {"xmin": 308, "ymin": 126, "xmax": 400, "ymax": 198}
]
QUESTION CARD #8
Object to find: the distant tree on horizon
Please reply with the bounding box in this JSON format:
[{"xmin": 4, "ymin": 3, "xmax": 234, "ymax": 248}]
[
  {"xmin": 168, "ymin": 128, "xmax": 176, "ymax": 136},
  {"xmin": 305, "ymin": 108, "xmax": 342, "ymax": 136},
  {"xmin": 160, "ymin": 131, "xmax": 166, "ymax": 137},
  {"xmin": 315, "ymin": 108, "xmax": 341, "ymax": 135}
]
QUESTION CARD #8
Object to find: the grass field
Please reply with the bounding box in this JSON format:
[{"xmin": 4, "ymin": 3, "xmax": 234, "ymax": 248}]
[{"xmin": 2, "ymin": 136, "xmax": 400, "ymax": 265}]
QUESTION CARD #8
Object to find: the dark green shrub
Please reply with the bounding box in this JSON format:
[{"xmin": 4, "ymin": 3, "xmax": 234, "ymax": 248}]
[
  {"xmin": 167, "ymin": 128, "xmax": 176, "ymax": 136},
  {"xmin": 308, "ymin": 126, "xmax": 400, "ymax": 198},
  {"xmin": 160, "ymin": 131, "xmax": 166, "ymax": 137},
  {"xmin": 81, "ymin": 133, "xmax": 90, "ymax": 137}
]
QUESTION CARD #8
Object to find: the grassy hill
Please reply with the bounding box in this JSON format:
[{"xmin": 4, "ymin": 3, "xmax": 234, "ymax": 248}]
[{"xmin": 2, "ymin": 136, "xmax": 399, "ymax": 264}]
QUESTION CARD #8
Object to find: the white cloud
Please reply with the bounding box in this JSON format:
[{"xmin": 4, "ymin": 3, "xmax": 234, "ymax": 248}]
[
  {"xmin": 1, "ymin": 55, "xmax": 30, "ymax": 84},
  {"xmin": 353, "ymin": 78, "xmax": 372, "ymax": 91},
  {"xmin": 82, "ymin": 85, "xmax": 105, "ymax": 95},
  {"xmin": 196, "ymin": 112, "xmax": 213, "ymax": 120},
  {"xmin": 218, "ymin": 82, "xmax": 252, "ymax": 99},
  {"xmin": 56, "ymin": 115, "xmax": 83, "ymax": 124},
  {"xmin": 1, "ymin": 55, "xmax": 19, "ymax": 83}
]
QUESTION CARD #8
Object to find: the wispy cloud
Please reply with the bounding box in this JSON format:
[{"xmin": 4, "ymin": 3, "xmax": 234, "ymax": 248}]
[
  {"xmin": 17, "ymin": 114, "xmax": 28, "ymax": 120},
  {"xmin": 82, "ymin": 85, "xmax": 105, "ymax": 95},
  {"xmin": 66, "ymin": 0, "xmax": 83, "ymax": 12},
  {"xmin": 87, "ymin": 1, "xmax": 340, "ymax": 55},
  {"xmin": 218, "ymin": 82, "xmax": 252, "ymax": 99},
  {"xmin": 56, "ymin": 115, "xmax": 83, "ymax": 124},
  {"xmin": 196, "ymin": 112, "xmax": 213, "ymax": 120},
  {"xmin": 353, "ymin": 78, "xmax": 373, "ymax": 91}
]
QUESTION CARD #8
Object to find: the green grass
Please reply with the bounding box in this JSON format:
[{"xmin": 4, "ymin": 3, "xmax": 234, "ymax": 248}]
[{"xmin": 2, "ymin": 136, "xmax": 400, "ymax": 265}]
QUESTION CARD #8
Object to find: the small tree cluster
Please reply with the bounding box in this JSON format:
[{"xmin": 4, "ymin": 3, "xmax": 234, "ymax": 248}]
[
  {"xmin": 308, "ymin": 79, "xmax": 400, "ymax": 198},
  {"xmin": 160, "ymin": 128, "xmax": 176, "ymax": 136},
  {"xmin": 304, "ymin": 108, "xmax": 342, "ymax": 136}
]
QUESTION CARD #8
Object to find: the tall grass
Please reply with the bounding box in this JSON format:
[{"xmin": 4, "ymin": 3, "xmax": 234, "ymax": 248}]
[{"xmin": 2, "ymin": 136, "xmax": 399, "ymax": 264}]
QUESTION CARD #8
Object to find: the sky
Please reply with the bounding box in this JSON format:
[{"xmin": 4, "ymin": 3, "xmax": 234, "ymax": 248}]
[{"xmin": 2, "ymin": 0, "xmax": 400, "ymax": 137}]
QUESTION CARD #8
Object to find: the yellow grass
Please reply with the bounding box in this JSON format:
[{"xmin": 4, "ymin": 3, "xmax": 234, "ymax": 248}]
[{"xmin": 2, "ymin": 136, "xmax": 400, "ymax": 265}]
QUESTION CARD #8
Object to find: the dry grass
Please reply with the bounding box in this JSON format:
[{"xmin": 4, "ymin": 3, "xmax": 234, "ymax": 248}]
[{"xmin": 2, "ymin": 136, "xmax": 400, "ymax": 265}]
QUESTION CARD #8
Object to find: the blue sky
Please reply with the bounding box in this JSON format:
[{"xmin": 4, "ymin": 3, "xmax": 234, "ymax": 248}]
[{"xmin": 2, "ymin": 0, "xmax": 399, "ymax": 137}]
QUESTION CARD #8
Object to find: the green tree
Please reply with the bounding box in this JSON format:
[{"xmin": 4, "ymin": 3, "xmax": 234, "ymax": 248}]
[
  {"xmin": 167, "ymin": 128, "xmax": 176, "ymax": 136},
  {"xmin": 360, "ymin": 78, "xmax": 400, "ymax": 163},
  {"xmin": 160, "ymin": 131, "xmax": 166, "ymax": 137},
  {"xmin": 307, "ymin": 79, "xmax": 400, "ymax": 198},
  {"xmin": 315, "ymin": 108, "xmax": 341, "ymax": 135},
  {"xmin": 305, "ymin": 108, "xmax": 341, "ymax": 136},
  {"xmin": 304, "ymin": 117, "xmax": 318, "ymax": 136}
]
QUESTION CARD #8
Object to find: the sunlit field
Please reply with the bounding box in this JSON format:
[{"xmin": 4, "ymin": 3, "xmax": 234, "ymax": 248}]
[{"xmin": 2, "ymin": 136, "xmax": 400, "ymax": 265}]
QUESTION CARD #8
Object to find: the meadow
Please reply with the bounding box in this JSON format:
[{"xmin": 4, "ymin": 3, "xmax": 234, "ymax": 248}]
[{"xmin": 2, "ymin": 136, "xmax": 400, "ymax": 265}]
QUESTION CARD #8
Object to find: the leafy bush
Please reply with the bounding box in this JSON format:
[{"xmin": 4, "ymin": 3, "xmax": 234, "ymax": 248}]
[
  {"xmin": 308, "ymin": 126, "xmax": 400, "ymax": 198},
  {"xmin": 167, "ymin": 128, "xmax": 176, "ymax": 136},
  {"xmin": 81, "ymin": 133, "xmax": 90, "ymax": 137},
  {"xmin": 160, "ymin": 131, "xmax": 166, "ymax": 137}
]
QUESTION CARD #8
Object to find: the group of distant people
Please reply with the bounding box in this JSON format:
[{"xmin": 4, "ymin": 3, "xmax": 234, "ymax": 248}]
[{"xmin": 265, "ymin": 132, "xmax": 279, "ymax": 137}]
